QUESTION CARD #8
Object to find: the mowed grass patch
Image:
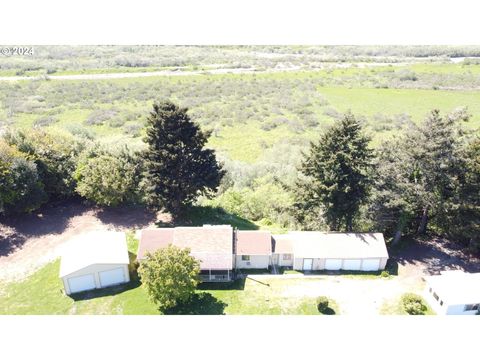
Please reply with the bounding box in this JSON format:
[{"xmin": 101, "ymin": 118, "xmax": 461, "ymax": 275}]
[{"xmin": 201, "ymin": 277, "xmax": 330, "ymax": 315}]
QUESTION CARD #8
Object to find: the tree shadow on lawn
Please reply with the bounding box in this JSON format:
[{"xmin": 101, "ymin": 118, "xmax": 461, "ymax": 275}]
[
  {"xmin": 156, "ymin": 205, "xmax": 258, "ymax": 230},
  {"xmin": 319, "ymin": 307, "xmax": 336, "ymax": 315},
  {"xmin": 197, "ymin": 277, "xmax": 246, "ymax": 291},
  {"xmin": 163, "ymin": 293, "xmax": 227, "ymax": 315}
]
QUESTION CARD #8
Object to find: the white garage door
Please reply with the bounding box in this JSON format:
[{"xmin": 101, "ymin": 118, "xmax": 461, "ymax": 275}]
[
  {"xmin": 99, "ymin": 267, "xmax": 125, "ymax": 287},
  {"xmin": 342, "ymin": 259, "xmax": 362, "ymax": 271},
  {"xmin": 361, "ymin": 259, "xmax": 380, "ymax": 271},
  {"xmin": 325, "ymin": 259, "xmax": 343, "ymax": 270},
  {"xmin": 68, "ymin": 274, "xmax": 96, "ymax": 294},
  {"xmin": 303, "ymin": 258, "xmax": 313, "ymax": 271}
]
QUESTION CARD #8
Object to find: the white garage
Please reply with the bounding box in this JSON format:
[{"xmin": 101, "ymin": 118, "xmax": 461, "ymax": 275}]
[
  {"xmin": 361, "ymin": 259, "xmax": 381, "ymax": 271},
  {"xmin": 325, "ymin": 259, "xmax": 343, "ymax": 270},
  {"xmin": 60, "ymin": 231, "xmax": 130, "ymax": 295},
  {"xmin": 342, "ymin": 259, "xmax": 362, "ymax": 271},
  {"xmin": 288, "ymin": 232, "xmax": 389, "ymax": 272}
]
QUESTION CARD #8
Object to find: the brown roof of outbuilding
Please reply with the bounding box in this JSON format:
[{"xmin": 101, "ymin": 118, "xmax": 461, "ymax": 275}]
[{"xmin": 236, "ymin": 230, "xmax": 272, "ymax": 255}]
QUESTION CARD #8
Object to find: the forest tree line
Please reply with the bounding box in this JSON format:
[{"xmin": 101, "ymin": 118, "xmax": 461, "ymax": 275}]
[{"xmin": 0, "ymin": 101, "xmax": 478, "ymax": 252}]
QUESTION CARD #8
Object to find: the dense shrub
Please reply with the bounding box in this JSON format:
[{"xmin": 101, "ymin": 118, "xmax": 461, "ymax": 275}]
[
  {"xmin": 85, "ymin": 109, "xmax": 118, "ymax": 126},
  {"xmin": 0, "ymin": 140, "xmax": 47, "ymax": 215},
  {"xmin": 205, "ymin": 177, "xmax": 295, "ymax": 227},
  {"xmin": 4, "ymin": 129, "xmax": 85, "ymax": 200},
  {"xmin": 316, "ymin": 296, "xmax": 329, "ymax": 313},
  {"xmin": 401, "ymin": 293, "xmax": 428, "ymax": 315},
  {"xmin": 75, "ymin": 145, "xmax": 143, "ymax": 207}
]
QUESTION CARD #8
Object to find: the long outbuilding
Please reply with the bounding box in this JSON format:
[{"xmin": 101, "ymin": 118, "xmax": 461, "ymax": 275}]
[{"xmin": 272, "ymin": 232, "xmax": 389, "ymax": 272}]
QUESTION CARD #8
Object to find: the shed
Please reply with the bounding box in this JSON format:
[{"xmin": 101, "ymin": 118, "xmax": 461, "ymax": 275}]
[
  {"xmin": 283, "ymin": 232, "xmax": 389, "ymax": 272},
  {"xmin": 235, "ymin": 230, "xmax": 272, "ymax": 269},
  {"xmin": 423, "ymin": 271, "xmax": 480, "ymax": 315},
  {"xmin": 60, "ymin": 231, "xmax": 130, "ymax": 295}
]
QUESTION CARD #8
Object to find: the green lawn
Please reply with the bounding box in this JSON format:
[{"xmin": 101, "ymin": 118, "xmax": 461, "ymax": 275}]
[{"xmin": 0, "ymin": 261, "xmax": 341, "ymax": 315}]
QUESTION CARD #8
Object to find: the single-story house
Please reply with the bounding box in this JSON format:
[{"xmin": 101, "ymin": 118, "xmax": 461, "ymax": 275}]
[
  {"xmin": 271, "ymin": 235, "xmax": 293, "ymax": 268},
  {"xmin": 235, "ymin": 230, "xmax": 272, "ymax": 269},
  {"xmin": 273, "ymin": 232, "xmax": 389, "ymax": 272},
  {"xmin": 60, "ymin": 231, "xmax": 130, "ymax": 295},
  {"xmin": 423, "ymin": 270, "xmax": 480, "ymax": 315},
  {"xmin": 137, "ymin": 225, "xmax": 234, "ymax": 282}
]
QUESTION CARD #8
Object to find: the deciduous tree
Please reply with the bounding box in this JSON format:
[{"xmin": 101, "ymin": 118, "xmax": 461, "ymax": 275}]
[{"xmin": 138, "ymin": 245, "xmax": 200, "ymax": 311}]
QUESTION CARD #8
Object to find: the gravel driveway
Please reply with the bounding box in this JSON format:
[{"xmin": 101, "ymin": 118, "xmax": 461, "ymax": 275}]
[{"xmin": 0, "ymin": 200, "xmax": 156, "ymax": 282}]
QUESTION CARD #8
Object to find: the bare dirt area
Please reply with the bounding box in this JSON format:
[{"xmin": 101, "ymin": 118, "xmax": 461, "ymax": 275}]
[
  {"xmin": 392, "ymin": 236, "xmax": 480, "ymax": 282},
  {"xmin": 280, "ymin": 277, "xmax": 410, "ymax": 315},
  {"xmin": 0, "ymin": 200, "xmax": 157, "ymax": 282}
]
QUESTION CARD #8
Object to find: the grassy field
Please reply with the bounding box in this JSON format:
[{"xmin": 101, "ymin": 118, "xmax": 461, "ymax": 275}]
[{"xmin": 2, "ymin": 65, "xmax": 479, "ymax": 164}]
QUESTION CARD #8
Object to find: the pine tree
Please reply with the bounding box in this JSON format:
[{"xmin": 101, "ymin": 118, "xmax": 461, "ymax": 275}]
[
  {"xmin": 142, "ymin": 101, "xmax": 224, "ymax": 218},
  {"xmin": 404, "ymin": 109, "xmax": 467, "ymax": 234},
  {"xmin": 294, "ymin": 112, "xmax": 373, "ymax": 231},
  {"xmin": 371, "ymin": 109, "xmax": 472, "ymax": 243}
]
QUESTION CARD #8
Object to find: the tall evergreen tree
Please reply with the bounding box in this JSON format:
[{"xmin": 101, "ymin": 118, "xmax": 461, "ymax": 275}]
[
  {"xmin": 371, "ymin": 109, "xmax": 471, "ymax": 243},
  {"xmin": 294, "ymin": 112, "xmax": 373, "ymax": 231},
  {"xmin": 142, "ymin": 101, "xmax": 224, "ymax": 217},
  {"xmin": 446, "ymin": 138, "xmax": 480, "ymax": 252}
]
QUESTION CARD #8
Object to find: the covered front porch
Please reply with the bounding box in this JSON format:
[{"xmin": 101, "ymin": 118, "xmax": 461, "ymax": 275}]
[{"xmin": 199, "ymin": 269, "xmax": 232, "ymax": 282}]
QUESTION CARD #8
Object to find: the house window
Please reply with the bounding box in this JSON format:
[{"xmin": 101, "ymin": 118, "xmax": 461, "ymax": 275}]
[
  {"xmin": 283, "ymin": 254, "xmax": 292, "ymax": 260},
  {"xmin": 464, "ymin": 304, "xmax": 479, "ymax": 312},
  {"xmin": 433, "ymin": 292, "xmax": 439, "ymax": 301},
  {"xmin": 429, "ymin": 287, "xmax": 432, "ymax": 293},
  {"xmin": 241, "ymin": 255, "xmax": 250, "ymax": 261},
  {"xmin": 440, "ymin": 300, "xmax": 443, "ymax": 306}
]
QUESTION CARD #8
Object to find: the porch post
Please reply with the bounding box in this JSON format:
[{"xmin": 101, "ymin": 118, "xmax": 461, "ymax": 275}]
[{"xmin": 209, "ymin": 269, "xmax": 211, "ymax": 281}]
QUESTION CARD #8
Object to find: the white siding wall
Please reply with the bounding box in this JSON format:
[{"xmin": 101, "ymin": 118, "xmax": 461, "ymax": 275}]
[
  {"xmin": 446, "ymin": 304, "xmax": 478, "ymax": 315},
  {"xmin": 235, "ymin": 255, "xmax": 270, "ymax": 269},
  {"xmin": 424, "ymin": 287, "xmax": 478, "ymax": 315},
  {"xmin": 379, "ymin": 257, "xmax": 388, "ymax": 270},
  {"xmin": 62, "ymin": 263, "xmax": 130, "ymax": 295},
  {"xmin": 293, "ymin": 257, "xmax": 387, "ymax": 271},
  {"xmin": 277, "ymin": 253, "xmax": 294, "ymax": 267},
  {"xmin": 293, "ymin": 257, "xmax": 303, "ymax": 270}
]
